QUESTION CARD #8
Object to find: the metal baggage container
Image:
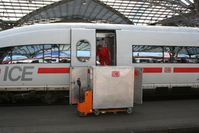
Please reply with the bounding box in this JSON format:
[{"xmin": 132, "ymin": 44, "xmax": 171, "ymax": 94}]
[{"xmin": 92, "ymin": 66, "xmax": 134, "ymax": 109}]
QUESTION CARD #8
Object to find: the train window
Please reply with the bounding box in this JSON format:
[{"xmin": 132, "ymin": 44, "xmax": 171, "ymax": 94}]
[
  {"xmin": 164, "ymin": 46, "xmax": 176, "ymax": 63},
  {"xmin": 51, "ymin": 44, "xmax": 59, "ymax": 63},
  {"xmin": 0, "ymin": 47, "xmax": 12, "ymax": 64},
  {"xmin": 32, "ymin": 45, "xmax": 44, "ymax": 63},
  {"xmin": 0, "ymin": 44, "xmax": 71, "ymax": 64},
  {"xmin": 44, "ymin": 44, "xmax": 71, "ymax": 63},
  {"xmin": 44, "ymin": 44, "xmax": 52, "ymax": 63},
  {"xmin": 132, "ymin": 45, "xmax": 199, "ymax": 64},
  {"xmin": 132, "ymin": 45, "xmax": 163, "ymax": 63},
  {"xmin": 176, "ymin": 47, "xmax": 199, "ymax": 63},
  {"xmin": 186, "ymin": 47, "xmax": 199, "ymax": 63},
  {"xmin": 76, "ymin": 40, "xmax": 91, "ymax": 62},
  {"xmin": 164, "ymin": 46, "xmax": 199, "ymax": 63},
  {"xmin": 60, "ymin": 44, "xmax": 71, "ymax": 63},
  {"xmin": 11, "ymin": 45, "xmax": 43, "ymax": 64}
]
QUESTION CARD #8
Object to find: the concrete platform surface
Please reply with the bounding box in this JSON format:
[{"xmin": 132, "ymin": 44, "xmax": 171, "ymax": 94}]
[{"xmin": 0, "ymin": 100, "xmax": 199, "ymax": 133}]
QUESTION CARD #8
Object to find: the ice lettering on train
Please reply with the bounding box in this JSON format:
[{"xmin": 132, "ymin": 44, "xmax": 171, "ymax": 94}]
[{"xmin": 3, "ymin": 66, "xmax": 34, "ymax": 81}]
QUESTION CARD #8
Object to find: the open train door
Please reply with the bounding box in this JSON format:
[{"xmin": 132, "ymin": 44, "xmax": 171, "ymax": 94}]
[{"xmin": 70, "ymin": 29, "xmax": 95, "ymax": 104}]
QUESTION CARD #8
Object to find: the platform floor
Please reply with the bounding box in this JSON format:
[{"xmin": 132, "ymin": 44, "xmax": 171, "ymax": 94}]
[{"xmin": 0, "ymin": 100, "xmax": 199, "ymax": 133}]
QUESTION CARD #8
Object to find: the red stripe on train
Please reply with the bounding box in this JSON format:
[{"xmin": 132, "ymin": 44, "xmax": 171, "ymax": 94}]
[
  {"xmin": 37, "ymin": 67, "xmax": 199, "ymax": 74},
  {"xmin": 143, "ymin": 67, "xmax": 162, "ymax": 73},
  {"xmin": 38, "ymin": 67, "xmax": 70, "ymax": 74},
  {"xmin": 174, "ymin": 68, "xmax": 199, "ymax": 73}
]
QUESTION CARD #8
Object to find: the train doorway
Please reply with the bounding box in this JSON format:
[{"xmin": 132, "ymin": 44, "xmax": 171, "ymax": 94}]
[{"xmin": 96, "ymin": 30, "xmax": 116, "ymax": 66}]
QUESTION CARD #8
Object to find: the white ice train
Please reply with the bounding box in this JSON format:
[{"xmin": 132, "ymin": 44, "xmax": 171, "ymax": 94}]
[{"xmin": 0, "ymin": 23, "xmax": 199, "ymax": 103}]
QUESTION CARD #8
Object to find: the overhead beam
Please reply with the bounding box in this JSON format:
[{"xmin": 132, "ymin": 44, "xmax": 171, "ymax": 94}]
[
  {"xmin": 18, "ymin": 0, "xmax": 132, "ymax": 25},
  {"xmin": 194, "ymin": 0, "xmax": 199, "ymax": 15},
  {"xmin": 0, "ymin": 19, "xmax": 17, "ymax": 30}
]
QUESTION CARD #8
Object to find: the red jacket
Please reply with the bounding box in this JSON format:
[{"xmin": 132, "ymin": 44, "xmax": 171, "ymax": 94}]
[{"xmin": 96, "ymin": 47, "xmax": 111, "ymax": 65}]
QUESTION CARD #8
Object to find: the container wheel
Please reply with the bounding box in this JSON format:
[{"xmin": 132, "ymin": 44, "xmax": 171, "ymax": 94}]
[
  {"xmin": 126, "ymin": 107, "xmax": 133, "ymax": 114},
  {"xmin": 78, "ymin": 112, "xmax": 83, "ymax": 116},
  {"xmin": 94, "ymin": 109, "xmax": 100, "ymax": 116},
  {"xmin": 77, "ymin": 111, "xmax": 88, "ymax": 117}
]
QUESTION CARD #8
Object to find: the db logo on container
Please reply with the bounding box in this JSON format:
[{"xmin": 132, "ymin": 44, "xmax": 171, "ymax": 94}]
[{"xmin": 112, "ymin": 71, "xmax": 120, "ymax": 77}]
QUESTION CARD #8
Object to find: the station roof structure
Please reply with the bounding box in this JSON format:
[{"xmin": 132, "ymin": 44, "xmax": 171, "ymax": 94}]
[{"xmin": 0, "ymin": 0, "xmax": 198, "ymax": 30}]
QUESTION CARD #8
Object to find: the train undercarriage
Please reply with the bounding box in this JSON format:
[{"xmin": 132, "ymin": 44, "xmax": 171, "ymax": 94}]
[
  {"xmin": 0, "ymin": 87, "xmax": 199, "ymax": 105},
  {"xmin": 0, "ymin": 90, "xmax": 69, "ymax": 105}
]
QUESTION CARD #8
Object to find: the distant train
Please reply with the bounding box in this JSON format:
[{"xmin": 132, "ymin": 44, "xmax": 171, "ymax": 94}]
[{"xmin": 0, "ymin": 23, "xmax": 199, "ymax": 103}]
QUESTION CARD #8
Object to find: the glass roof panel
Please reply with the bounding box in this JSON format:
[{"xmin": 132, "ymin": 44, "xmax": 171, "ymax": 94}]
[{"xmin": 0, "ymin": 0, "xmax": 195, "ymax": 27}]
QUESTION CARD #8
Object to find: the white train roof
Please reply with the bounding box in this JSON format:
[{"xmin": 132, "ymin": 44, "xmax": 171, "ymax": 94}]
[
  {"xmin": 0, "ymin": 23, "xmax": 199, "ymax": 49},
  {"xmin": 1, "ymin": 23, "xmax": 199, "ymax": 37}
]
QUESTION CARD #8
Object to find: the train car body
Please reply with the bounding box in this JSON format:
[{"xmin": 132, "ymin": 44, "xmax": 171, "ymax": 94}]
[{"xmin": 0, "ymin": 23, "xmax": 199, "ymax": 102}]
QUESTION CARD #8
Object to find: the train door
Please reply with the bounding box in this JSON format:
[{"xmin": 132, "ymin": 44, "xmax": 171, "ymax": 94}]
[
  {"xmin": 71, "ymin": 28, "xmax": 96, "ymax": 66},
  {"xmin": 96, "ymin": 30, "xmax": 116, "ymax": 66},
  {"xmin": 70, "ymin": 28, "xmax": 95, "ymax": 104}
]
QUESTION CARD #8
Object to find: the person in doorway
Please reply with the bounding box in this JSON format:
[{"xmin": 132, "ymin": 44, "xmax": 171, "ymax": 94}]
[{"xmin": 96, "ymin": 44, "xmax": 111, "ymax": 65}]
